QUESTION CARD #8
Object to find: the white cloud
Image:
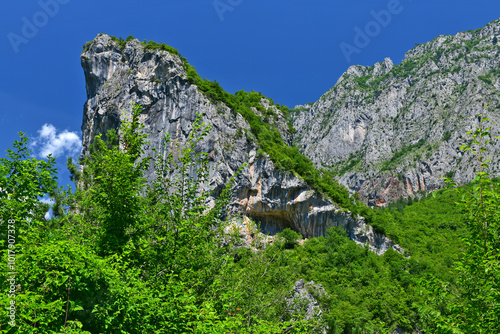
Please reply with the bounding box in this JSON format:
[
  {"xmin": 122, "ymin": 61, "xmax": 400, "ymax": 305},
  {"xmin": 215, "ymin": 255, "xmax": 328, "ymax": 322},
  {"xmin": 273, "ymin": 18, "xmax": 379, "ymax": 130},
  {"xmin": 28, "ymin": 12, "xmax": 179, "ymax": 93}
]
[
  {"xmin": 32, "ymin": 124, "xmax": 82, "ymax": 158},
  {"xmin": 39, "ymin": 197, "xmax": 54, "ymax": 220},
  {"xmin": 39, "ymin": 197, "xmax": 55, "ymax": 205}
]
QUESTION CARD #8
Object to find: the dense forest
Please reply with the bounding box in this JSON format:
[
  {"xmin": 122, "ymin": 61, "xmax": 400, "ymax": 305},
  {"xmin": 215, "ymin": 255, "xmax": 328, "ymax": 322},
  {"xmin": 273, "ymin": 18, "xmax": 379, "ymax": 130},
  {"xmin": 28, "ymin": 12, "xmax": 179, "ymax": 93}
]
[{"xmin": 0, "ymin": 96, "xmax": 499, "ymax": 333}]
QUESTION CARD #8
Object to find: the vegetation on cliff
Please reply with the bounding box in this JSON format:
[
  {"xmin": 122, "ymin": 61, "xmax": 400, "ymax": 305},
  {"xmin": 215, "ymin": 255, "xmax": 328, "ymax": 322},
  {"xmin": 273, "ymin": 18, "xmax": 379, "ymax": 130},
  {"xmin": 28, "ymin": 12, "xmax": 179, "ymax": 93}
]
[
  {"xmin": 18, "ymin": 28, "xmax": 497, "ymax": 332},
  {"xmin": 82, "ymin": 34, "xmax": 364, "ymax": 217},
  {"xmin": 1, "ymin": 103, "xmax": 498, "ymax": 333}
]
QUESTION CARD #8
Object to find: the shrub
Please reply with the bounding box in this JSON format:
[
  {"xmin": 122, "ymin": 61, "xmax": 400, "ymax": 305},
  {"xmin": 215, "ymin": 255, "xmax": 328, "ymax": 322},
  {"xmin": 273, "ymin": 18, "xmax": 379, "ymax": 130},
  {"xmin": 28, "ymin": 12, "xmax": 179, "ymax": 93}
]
[{"xmin": 278, "ymin": 228, "xmax": 303, "ymax": 249}]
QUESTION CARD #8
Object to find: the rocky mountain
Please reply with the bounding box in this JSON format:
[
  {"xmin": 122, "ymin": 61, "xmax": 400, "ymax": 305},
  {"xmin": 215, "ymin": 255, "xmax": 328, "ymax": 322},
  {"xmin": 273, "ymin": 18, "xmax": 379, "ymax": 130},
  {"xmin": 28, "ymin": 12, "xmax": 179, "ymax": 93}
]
[
  {"xmin": 293, "ymin": 19, "xmax": 500, "ymax": 206},
  {"xmin": 80, "ymin": 34, "xmax": 401, "ymax": 254},
  {"xmin": 80, "ymin": 19, "xmax": 500, "ymax": 253}
]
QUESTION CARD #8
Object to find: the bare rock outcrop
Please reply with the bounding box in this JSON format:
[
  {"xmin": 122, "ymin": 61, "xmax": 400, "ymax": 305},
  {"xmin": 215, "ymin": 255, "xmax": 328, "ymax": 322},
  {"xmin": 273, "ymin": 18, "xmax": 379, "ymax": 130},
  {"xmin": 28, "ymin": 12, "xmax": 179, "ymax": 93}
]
[
  {"xmin": 285, "ymin": 279, "xmax": 328, "ymax": 333},
  {"xmin": 293, "ymin": 19, "xmax": 500, "ymax": 206},
  {"xmin": 80, "ymin": 34, "xmax": 402, "ymax": 254}
]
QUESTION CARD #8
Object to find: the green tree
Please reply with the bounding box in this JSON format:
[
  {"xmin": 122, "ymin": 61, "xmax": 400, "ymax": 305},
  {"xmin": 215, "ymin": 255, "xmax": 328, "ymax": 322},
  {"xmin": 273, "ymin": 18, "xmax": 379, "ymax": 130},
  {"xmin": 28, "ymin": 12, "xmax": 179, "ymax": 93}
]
[
  {"xmin": 419, "ymin": 110, "xmax": 500, "ymax": 333},
  {"xmin": 0, "ymin": 133, "xmax": 57, "ymax": 224},
  {"xmin": 0, "ymin": 134, "xmax": 89, "ymax": 333},
  {"xmin": 77, "ymin": 102, "xmax": 149, "ymax": 256}
]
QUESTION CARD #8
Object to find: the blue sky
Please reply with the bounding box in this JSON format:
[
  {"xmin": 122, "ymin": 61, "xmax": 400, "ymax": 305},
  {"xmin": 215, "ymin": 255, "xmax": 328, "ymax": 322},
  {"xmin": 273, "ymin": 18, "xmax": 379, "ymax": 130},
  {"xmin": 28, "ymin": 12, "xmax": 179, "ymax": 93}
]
[{"xmin": 1, "ymin": 0, "xmax": 500, "ymax": 187}]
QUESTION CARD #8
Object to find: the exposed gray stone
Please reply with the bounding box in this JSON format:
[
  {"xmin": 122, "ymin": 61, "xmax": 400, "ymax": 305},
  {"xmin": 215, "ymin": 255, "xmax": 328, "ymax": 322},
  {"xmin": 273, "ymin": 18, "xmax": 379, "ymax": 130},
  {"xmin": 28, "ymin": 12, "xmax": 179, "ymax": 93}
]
[
  {"xmin": 80, "ymin": 33, "xmax": 402, "ymax": 254},
  {"xmin": 285, "ymin": 279, "xmax": 328, "ymax": 333},
  {"xmin": 293, "ymin": 19, "xmax": 500, "ymax": 206}
]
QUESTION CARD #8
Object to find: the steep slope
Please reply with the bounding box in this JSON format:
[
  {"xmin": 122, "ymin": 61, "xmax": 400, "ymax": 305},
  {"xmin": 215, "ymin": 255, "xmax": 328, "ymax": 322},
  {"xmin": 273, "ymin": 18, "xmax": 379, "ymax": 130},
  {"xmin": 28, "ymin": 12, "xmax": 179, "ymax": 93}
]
[
  {"xmin": 293, "ymin": 19, "xmax": 500, "ymax": 206},
  {"xmin": 80, "ymin": 34, "xmax": 401, "ymax": 254}
]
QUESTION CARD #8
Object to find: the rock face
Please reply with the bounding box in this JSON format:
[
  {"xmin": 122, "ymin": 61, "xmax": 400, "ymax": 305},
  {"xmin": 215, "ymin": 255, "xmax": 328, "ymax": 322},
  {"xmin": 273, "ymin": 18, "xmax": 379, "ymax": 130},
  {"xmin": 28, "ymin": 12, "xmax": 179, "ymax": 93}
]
[
  {"xmin": 293, "ymin": 19, "xmax": 500, "ymax": 206},
  {"xmin": 286, "ymin": 279, "xmax": 328, "ymax": 333},
  {"xmin": 80, "ymin": 34, "xmax": 401, "ymax": 254}
]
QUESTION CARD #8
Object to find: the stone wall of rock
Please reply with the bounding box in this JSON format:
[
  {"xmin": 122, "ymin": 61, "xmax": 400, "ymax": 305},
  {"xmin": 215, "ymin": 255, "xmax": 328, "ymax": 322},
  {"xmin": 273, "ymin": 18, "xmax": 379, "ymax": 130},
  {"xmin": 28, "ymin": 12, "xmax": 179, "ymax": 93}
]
[
  {"xmin": 80, "ymin": 34, "xmax": 402, "ymax": 254},
  {"xmin": 293, "ymin": 19, "xmax": 500, "ymax": 206}
]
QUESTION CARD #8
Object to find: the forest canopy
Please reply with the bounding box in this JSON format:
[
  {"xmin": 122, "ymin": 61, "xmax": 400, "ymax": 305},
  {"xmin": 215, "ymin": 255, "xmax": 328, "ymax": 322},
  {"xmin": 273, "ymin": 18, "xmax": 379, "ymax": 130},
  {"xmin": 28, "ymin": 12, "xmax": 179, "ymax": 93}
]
[{"xmin": 0, "ymin": 105, "xmax": 498, "ymax": 333}]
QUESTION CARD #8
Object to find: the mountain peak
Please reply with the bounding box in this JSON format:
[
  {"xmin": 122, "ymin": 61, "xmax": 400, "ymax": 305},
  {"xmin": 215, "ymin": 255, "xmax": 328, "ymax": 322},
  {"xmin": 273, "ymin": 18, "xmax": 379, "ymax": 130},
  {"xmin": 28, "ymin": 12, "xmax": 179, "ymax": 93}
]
[
  {"xmin": 80, "ymin": 32, "xmax": 403, "ymax": 254},
  {"xmin": 293, "ymin": 18, "xmax": 500, "ymax": 206}
]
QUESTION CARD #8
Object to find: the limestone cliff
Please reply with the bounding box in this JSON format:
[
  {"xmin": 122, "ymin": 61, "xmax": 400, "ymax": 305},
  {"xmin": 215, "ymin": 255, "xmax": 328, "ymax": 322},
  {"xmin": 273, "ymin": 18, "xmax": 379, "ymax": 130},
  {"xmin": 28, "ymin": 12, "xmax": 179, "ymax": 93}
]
[
  {"xmin": 80, "ymin": 34, "xmax": 401, "ymax": 254},
  {"xmin": 293, "ymin": 19, "xmax": 500, "ymax": 206}
]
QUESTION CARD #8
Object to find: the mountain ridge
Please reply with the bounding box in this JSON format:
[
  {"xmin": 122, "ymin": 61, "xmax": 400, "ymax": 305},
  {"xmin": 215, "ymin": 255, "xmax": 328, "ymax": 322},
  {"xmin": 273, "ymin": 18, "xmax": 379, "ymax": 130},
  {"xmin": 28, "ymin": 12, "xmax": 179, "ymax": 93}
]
[
  {"xmin": 80, "ymin": 33, "xmax": 402, "ymax": 254},
  {"xmin": 79, "ymin": 18, "xmax": 500, "ymax": 254},
  {"xmin": 293, "ymin": 18, "xmax": 500, "ymax": 206}
]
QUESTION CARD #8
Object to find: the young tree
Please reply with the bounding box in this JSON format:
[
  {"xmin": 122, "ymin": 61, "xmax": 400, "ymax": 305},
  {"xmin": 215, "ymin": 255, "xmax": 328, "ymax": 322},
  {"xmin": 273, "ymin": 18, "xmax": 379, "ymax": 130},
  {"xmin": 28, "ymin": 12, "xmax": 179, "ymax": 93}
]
[
  {"xmin": 77, "ymin": 102, "xmax": 149, "ymax": 255},
  {"xmin": 278, "ymin": 228, "xmax": 303, "ymax": 249},
  {"xmin": 0, "ymin": 133, "xmax": 57, "ymax": 224},
  {"xmin": 419, "ymin": 110, "xmax": 500, "ymax": 333}
]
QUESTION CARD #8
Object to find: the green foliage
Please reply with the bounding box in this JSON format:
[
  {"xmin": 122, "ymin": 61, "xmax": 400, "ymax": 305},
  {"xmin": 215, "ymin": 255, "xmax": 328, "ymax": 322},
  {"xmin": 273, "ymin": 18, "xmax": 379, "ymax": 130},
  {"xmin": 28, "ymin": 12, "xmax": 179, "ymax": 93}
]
[
  {"xmin": 418, "ymin": 110, "xmax": 500, "ymax": 333},
  {"xmin": 0, "ymin": 133, "xmax": 57, "ymax": 224},
  {"xmin": 227, "ymin": 244, "xmax": 318, "ymax": 331},
  {"xmin": 66, "ymin": 157, "xmax": 80, "ymax": 184},
  {"xmin": 278, "ymin": 227, "xmax": 421, "ymax": 333},
  {"xmin": 464, "ymin": 38, "xmax": 481, "ymax": 52},
  {"xmin": 84, "ymin": 35, "xmax": 182, "ymax": 59},
  {"xmin": 477, "ymin": 68, "xmax": 500, "ymax": 88},
  {"xmin": 278, "ymin": 228, "xmax": 303, "ymax": 249},
  {"xmin": 78, "ymin": 103, "xmax": 149, "ymax": 255},
  {"xmin": 372, "ymin": 189, "xmax": 466, "ymax": 271},
  {"xmin": 0, "ymin": 104, "xmax": 320, "ymax": 333},
  {"xmin": 226, "ymin": 185, "xmax": 474, "ymax": 333},
  {"xmin": 89, "ymin": 36, "xmax": 373, "ymax": 227},
  {"xmin": 333, "ymin": 152, "xmax": 365, "ymax": 176},
  {"xmin": 184, "ymin": 63, "xmax": 360, "ymax": 215},
  {"xmin": 380, "ymin": 139, "xmax": 426, "ymax": 171},
  {"xmin": 109, "ymin": 35, "xmax": 127, "ymax": 48},
  {"xmin": 444, "ymin": 170, "xmax": 455, "ymax": 179},
  {"xmin": 47, "ymin": 185, "xmax": 73, "ymax": 218},
  {"xmin": 478, "ymin": 74, "xmax": 493, "ymax": 85},
  {"xmin": 390, "ymin": 59, "xmax": 419, "ymax": 79},
  {"xmin": 15, "ymin": 31, "xmax": 500, "ymax": 332},
  {"xmin": 1, "ymin": 104, "xmax": 493, "ymax": 332},
  {"xmin": 81, "ymin": 41, "xmax": 92, "ymax": 53},
  {"xmin": 443, "ymin": 131, "xmax": 452, "ymax": 141},
  {"xmin": 338, "ymin": 157, "xmax": 362, "ymax": 175},
  {"xmin": 353, "ymin": 75, "xmax": 371, "ymax": 90},
  {"xmin": 141, "ymin": 39, "xmax": 181, "ymax": 56}
]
